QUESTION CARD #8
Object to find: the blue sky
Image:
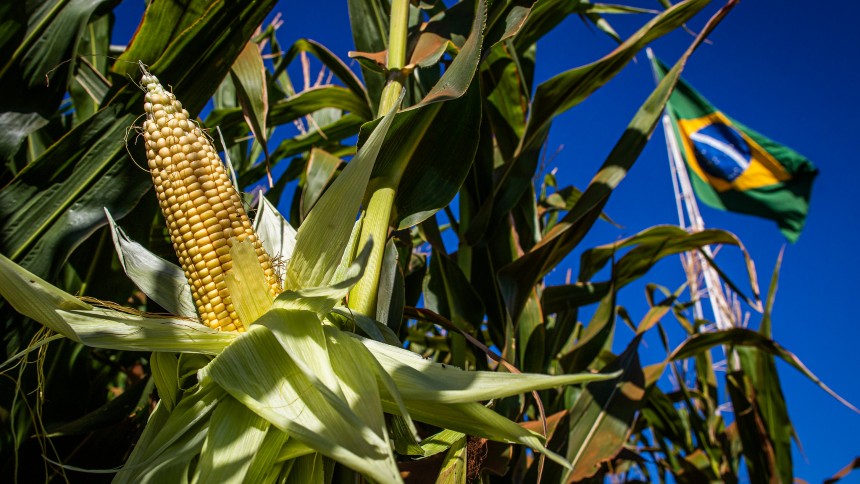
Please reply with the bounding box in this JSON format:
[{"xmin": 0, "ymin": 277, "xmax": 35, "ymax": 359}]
[
  {"xmin": 531, "ymin": 3, "xmax": 859, "ymax": 481},
  {"xmin": 112, "ymin": 0, "xmax": 858, "ymax": 480}
]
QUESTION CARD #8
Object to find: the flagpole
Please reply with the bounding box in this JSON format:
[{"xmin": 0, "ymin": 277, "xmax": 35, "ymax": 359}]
[
  {"xmin": 667, "ymin": 114, "xmax": 734, "ymax": 330},
  {"xmin": 663, "ymin": 113, "xmax": 705, "ymax": 321},
  {"xmin": 646, "ymin": 49, "xmax": 734, "ymax": 332}
]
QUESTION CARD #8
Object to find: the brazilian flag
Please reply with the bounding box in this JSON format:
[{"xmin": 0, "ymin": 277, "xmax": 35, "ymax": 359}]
[{"xmin": 651, "ymin": 58, "xmax": 818, "ymax": 242}]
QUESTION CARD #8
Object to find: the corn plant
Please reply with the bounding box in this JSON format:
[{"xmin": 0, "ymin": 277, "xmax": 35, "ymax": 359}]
[{"xmin": 0, "ymin": 0, "xmax": 847, "ymax": 482}]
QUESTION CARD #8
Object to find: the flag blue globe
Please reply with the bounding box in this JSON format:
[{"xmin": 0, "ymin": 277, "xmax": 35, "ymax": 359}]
[{"xmin": 689, "ymin": 122, "xmax": 752, "ymax": 182}]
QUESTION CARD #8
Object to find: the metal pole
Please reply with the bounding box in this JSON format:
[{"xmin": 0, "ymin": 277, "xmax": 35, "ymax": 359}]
[{"xmin": 647, "ymin": 49, "xmax": 734, "ymax": 331}]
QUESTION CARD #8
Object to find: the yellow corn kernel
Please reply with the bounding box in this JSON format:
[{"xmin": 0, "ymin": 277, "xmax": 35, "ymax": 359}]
[{"xmin": 140, "ymin": 66, "xmax": 280, "ymax": 331}]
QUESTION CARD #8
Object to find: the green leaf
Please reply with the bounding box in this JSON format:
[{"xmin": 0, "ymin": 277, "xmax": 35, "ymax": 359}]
[
  {"xmin": 229, "ymin": 38, "xmax": 270, "ymax": 172},
  {"xmin": 69, "ymin": 14, "xmax": 111, "ymax": 124},
  {"xmin": 386, "ymin": 86, "xmax": 482, "ymax": 229},
  {"xmin": 483, "ymin": 0, "xmax": 537, "ymax": 48},
  {"xmin": 259, "ymin": 114, "xmax": 365, "ymax": 183},
  {"xmin": 333, "ymin": 216, "xmax": 365, "ymax": 284},
  {"xmin": 359, "ymin": 1, "xmax": 486, "ymax": 229},
  {"xmin": 301, "ymin": 148, "xmax": 342, "ymax": 219},
  {"xmin": 258, "ymin": 309, "xmax": 346, "ymax": 400},
  {"xmin": 558, "ymin": 287, "xmax": 616, "ymax": 374},
  {"xmin": 513, "ymin": 0, "xmax": 584, "ymax": 49},
  {"xmin": 436, "ymin": 435, "xmax": 468, "ymax": 484},
  {"xmin": 740, "ymin": 252, "xmax": 794, "ymax": 482},
  {"xmin": 467, "ymin": 0, "xmax": 710, "ymax": 246},
  {"xmin": 636, "ymin": 283, "xmax": 685, "ymax": 335},
  {"xmin": 193, "ymin": 396, "xmax": 270, "ymax": 484},
  {"xmin": 423, "ymin": 246, "xmax": 485, "ymax": 335},
  {"xmin": 275, "ymin": 241, "xmax": 372, "ymax": 316},
  {"xmin": 517, "ymin": 292, "xmax": 545, "ymax": 373},
  {"xmin": 497, "ymin": 3, "xmax": 731, "ymax": 322},
  {"xmin": 670, "ymin": 328, "xmax": 860, "ymax": 414},
  {"xmin": 417, "ymin": 0, "xmax": 486, "ymax": 107},
  {"xmin": 326, "ymin": 325, "xmax": 390, "ymax": 443},
  {"xmin": 151, "ymin": 352, "xmax": 180, "ymax": 412},
  {"xmin": 282, "ymin": 39, "xmax": 371, "ymax": 110},
  {"xmin": 0, "ymin": 252, "xmax": 91, "ymax": 335},
  {"xmin": 375, "ymin": 238, "xmax": 405, "ymax": 328},
  {"xmin": 243, "ymin": 427, "xmax": 290, "ymax": 483},
  {"xmin": 584, "ymin": 11, "xmax": 622, "ymax": 44},
  {"xmin": 587, "ymin": 3, "xmax": 659, "ymax": 15},
  {"xmin": 542, "ymin": 226, "xmax": 758, "ymax": 312},
  {"xmin": 382, "ymin": 397, "xmax": 569, "ymax": 469},
  {"xmin": 479, "ymin": 44, "xmax": 530, "ymax": 164},
  {"xmin": 57, "ymin": 308, "xmax": 237, "ymax": 354},
  {"xmin": 527, "ymin": 0, "xmax": 707, "ymax": 139},
  {"xmin": 288, "ymin": 454, "xmax": 327, "ymax": 484},
  {"xmin": 105, "ymin": 208, "xmax": 196, "ymax": 319},
  {"xmin": 285, "ymin": 95, "xmax": 399, "ymax": 290},
  {"xmin": 355, "ymin": 335, "xmax": 618, "ymax": 403},
  {"xmin": 0, "ymin": 253, "xmax": 237, "ymax": 353},
  {"xmin": 329, "ymin": 306, "xmax": 401, "ymax": 345},
  {"xmin": 200, "ymin": 323, "xmax": 401, "ymax": 483},
  {"xmin": 541, "ymin": 282, "xmax": 608, "ymax": 315},
  {"xmin": 725, "ymin": 369, "xmax": 776, "ymax": 484},
  {"xmin": 212, "ymin": 85, "xmax": 372, "ymax": 152},
  {"xmin": 0, "ymin": 106, "xmax": 147, "ymax": 278},
  {"xmin": 328, "ymin": 324, "xmax": 418, "ymax": 442},
  {"xmin": 760, "ymin": 246, "xmax": 784, "ymax": 338},
  {"xmin": 113, "ymin": 0, "xmax": 280, "ymax": 115},
  {"xmin": 0, "ymin": 0, "xmax": 113, "ymax": 117},
  {"xmin": 542, "ymin": 185, "xmax": 618, "ymax": 227},
  {"xmin": 115, "ymin": 383, "xmax": 223, "ymax": 483},
  {"xmin": 113, "ymin": 403, "xmax": 168, "ymax": 483},
  {"xmin": 564, "ymin": 335, "xmax": 646, "ymax": 482},
  {"xmin": 0, "ymin": 111, "xmax": 47, "ymax": 170},
  {"xmin": 420, "ymin": 429, "xmax": 467, "ymax": 458},
  {"xmin": 640, "ymin": 385, "xmax": 693, "ymax": 453}
]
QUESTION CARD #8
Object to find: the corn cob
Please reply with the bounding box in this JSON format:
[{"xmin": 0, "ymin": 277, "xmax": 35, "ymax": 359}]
[{"xmin": 140, "ymin": 66, "xmax": 280, "ymax": 331}]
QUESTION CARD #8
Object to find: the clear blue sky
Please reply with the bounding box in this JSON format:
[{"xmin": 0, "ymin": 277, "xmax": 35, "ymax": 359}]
[{"xmin": 112, "ymin": 0, "xmax": 858, "ymax": 480}]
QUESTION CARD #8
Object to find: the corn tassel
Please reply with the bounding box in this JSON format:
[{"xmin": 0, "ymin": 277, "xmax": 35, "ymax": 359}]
[{"xmin": 140, "ymin": 66, "xmax": 280, "ymax": 331}]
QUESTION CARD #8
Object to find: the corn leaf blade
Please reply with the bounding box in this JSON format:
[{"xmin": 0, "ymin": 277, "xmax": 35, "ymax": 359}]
[
  {"xmin": 115, "ymin": 383, "xmax": 223, "ymax": 483},
  {"xmin": 105, "ymin": 208, "xmax": 196, "ymax": 318},
  {"xmin": 0, "ymin": 251, "xmax": 232, "ymax": 353},
  {"xmin": 285, "ymin": 95, "xmax": 400, "ymax": 290},
  {"xmin": 59, "ymin": 308, "xmax": 235, "ymax": 354},
  {"xmin": 193, "ymin": 396, "xmax": 270, "ymax": 484},
  {"xmin": 230, "ymin": 38, "xmax": 270, "ymax": 163},
  {"xmin": 256, "ymin": 309, "xmax": 345, "ymax": 400},
  {"xmin": 436, "ymin": 435, "xmax": 468, "ymax": 484},
  {"xmin": 243, "ymin": 427, "xmax": 291, "ymax": 483},
  {"xmin": 326, "ymin": 325, "xmax": 418, "ymax": 441},
  {"xmin": 274, "ymin": 241, "xmax": 371, "ymax": 316},
  {"xmin": 357, "ymin": 335, "xmax": 617, "ymax": 403},
  {"xmin": 200, "ymin": 324, "xmax": 401, "ymax": 483},
  {"xmin": 0, "ymin": 253, "xmax": 91, "ymax": 337},
  {"xmin": 383, "ymin": 398, "xmax": 569, "ymax": 469},
  {"xmin": 151, "ymin": 352, "xmax": 180, "ymax": 412}
]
